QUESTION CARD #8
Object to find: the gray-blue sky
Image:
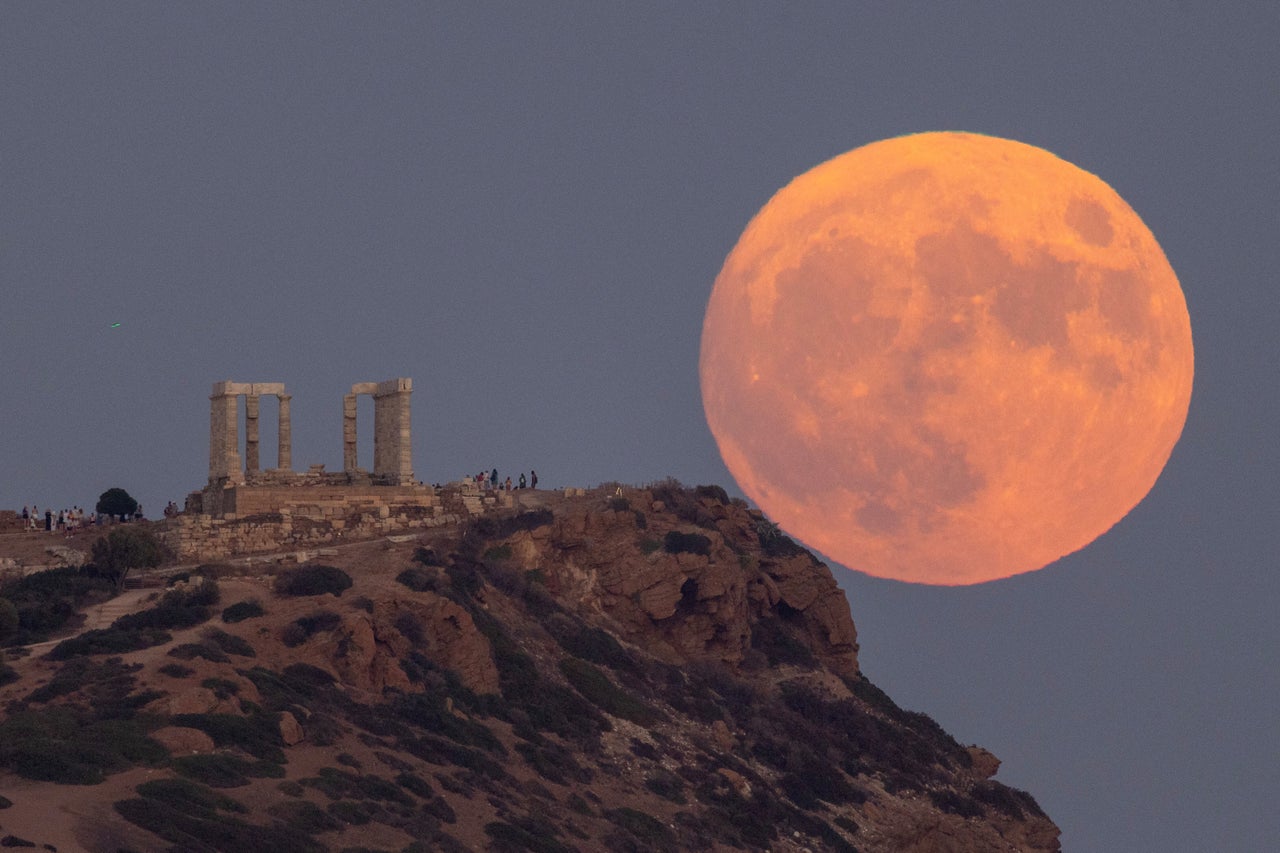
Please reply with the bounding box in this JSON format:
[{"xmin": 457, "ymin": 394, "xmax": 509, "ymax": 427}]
[{"xmin": 2, "ymin": 5, "xmax": 1276, "ymax": 849}]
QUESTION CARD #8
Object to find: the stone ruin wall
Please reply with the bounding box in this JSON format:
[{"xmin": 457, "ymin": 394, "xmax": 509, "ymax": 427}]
[{"xmin": 160, "ymin": 482, "xmax": 516, "ymax": 564}]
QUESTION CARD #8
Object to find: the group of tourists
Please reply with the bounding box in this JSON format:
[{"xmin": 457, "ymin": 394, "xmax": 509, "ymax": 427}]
[
  {"xmin": 21, "ymin": 505, "xmax": 91, "ymax": 534},
  {"xmin": 19, "ymin": 503, "xmax": 145, "ymax": 534},
  {"xmin": 473, "ymin": 468, "xmax": 538, "ymax": 492}
]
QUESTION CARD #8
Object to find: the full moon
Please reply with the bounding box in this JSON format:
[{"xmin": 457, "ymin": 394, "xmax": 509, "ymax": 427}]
[{"xmin": 700, "ymin": 132, "xmax": 1193, "ymax": 585}]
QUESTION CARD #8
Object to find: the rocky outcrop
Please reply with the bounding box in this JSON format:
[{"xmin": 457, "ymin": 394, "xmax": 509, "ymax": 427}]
[{"xmin": 504, "ymin": 490, "xmax": 859, "ymax": 678}]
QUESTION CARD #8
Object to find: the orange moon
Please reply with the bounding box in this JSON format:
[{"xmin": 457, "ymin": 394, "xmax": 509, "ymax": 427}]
[{"xmin": 700, "ymin": 132, "xmax": 1194, "ymax": 585}]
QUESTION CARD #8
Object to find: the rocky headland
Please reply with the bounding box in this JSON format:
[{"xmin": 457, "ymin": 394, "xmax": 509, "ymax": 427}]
[{"xmin": 0, "ymin": 483, "xmax": 1059, "ymax": 852}]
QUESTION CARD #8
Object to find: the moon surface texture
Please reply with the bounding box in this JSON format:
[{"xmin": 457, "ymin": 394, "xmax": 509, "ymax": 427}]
[{"xmin": 700, "ymin": 132, "xmax": 1193, "ymax": 585}]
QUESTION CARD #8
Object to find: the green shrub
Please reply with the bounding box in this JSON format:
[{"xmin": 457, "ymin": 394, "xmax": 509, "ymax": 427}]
[
  {"xmin": 1, "ymin": 567, "xmax": 116, "ymax": 644},
  {"xmin": 221, "ymin": 599, "xmax": 264, "ymax": 623},
  {"xmin": 546, "ymin": 615, "xmax": 638, "ymax": 673},
  {"xmin": 0, "ymin": 599, "xmax": 19, "ymax": 641},
  {"xmin": 604, "ymin": 807, "xmax": 677, "ymax": 852},
  {"xmin": 0, "ymin": 708, "xmax": 166, "ymax": 784},
  {"xmin": 269, "ymin": 799, "xmax": 342, "ymax": 833},
  {"xmin": 135, "ymin": 777, "xmax": 247, "ymax": 814},
  {"xmin": 274, "ymin": 565, "xmax": 352, "ymax": 598},
  {"xmin": 482, "ymin": 544, "xmax": 513, "ymax": 562},
  {"xmin": 694, "ymin": 484, "xmax": 730, "ymax": 504},
  {"xmin": 484, "ymin": 817, "xmax": 571, "ymax": 853},
  {"xmin": 202, "ymin": 677, "xmax": 240, "ymax": 699},
  {"xmin": 663, "ymin": 531, "xmax": 711, "ymax": 556},
  {"xmin": 90, "ymin": 526, "xmax": 164, "ymax": 587},
  {"xmin": 608, "ymin": 496, "xmax": 631, "ymax": 511},
  {"xmin": 396, "ymin": 567, "xmax": 437, "ymax": 592},
  {"xmin": 169, "ymin": 711, "xmax": 284, "ymax": 761},
  {"xmin": 48, "ymin": 627, "xmax": 172, "ymax": 660},
  {"xmin": 559, "ymin": 658, "xmax": 658, "ymax": 725},
  {"xmin": 171, "ymin": 753, "xmax": 254, "ymax": 788},
  {"xmin": 395, "ymin": 772, "xmax": 434, "ymax": 799},
  {"xmin": 201, "ymin": 627, "xmax": 255, "ymax": 657},
  {"xmin": 167, "ymin": 642, "xmax": 228, "ymax": 663},
  {"xmin": 412, "ymin": 547, "xmax": 444, "ymax": 566},
  {"xmin": 644, "ymin": 767, "xmax": 686, "ymax": 803},
  {"xmin": 115, "ymin": 795, "xmax": 327, "ymax": 853},
  {"xmin": 327, "ymin": 799, "xmax": 376, "ymax": 825}
]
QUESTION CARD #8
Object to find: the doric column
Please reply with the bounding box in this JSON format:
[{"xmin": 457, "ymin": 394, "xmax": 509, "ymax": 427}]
[
  {"xmin": 208, "ymin": 389, "xmax": 242, "ymax": 484},
  {"xmin": 277, "ymin": 394, "xmax": 292, "ymax": 471},
  {"xmin": 244, "ymin": 395, "xmax": 260, "ymax": 474},
  {"xmin": 372, "ymin": 378, "xmax": 414, "ymax": 484},
  {"xmin": 343, "ymin": 393, "xmax": 358, "ymax": 472}
]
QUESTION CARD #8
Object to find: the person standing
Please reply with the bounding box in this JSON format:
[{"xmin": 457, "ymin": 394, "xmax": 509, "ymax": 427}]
[
  {"xmin": 530, "ymin": 470, "xmax": 538, "ymax": 489},
  {"xmin": 518, "ymin": 473, "xmax": 526, "ymax": 489},
  {"xmin": 45, "ymin": 509, "xmax": 52, "ymax": 532},
  {"xmin": 490, "ymin": 469, "xmax": 499, "ymax": 490}
]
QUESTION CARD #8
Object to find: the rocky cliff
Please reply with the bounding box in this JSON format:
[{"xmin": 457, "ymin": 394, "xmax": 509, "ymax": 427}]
[{"xmin": 0, "ymin": 483, "xmax": 1059, "ymax": 852}]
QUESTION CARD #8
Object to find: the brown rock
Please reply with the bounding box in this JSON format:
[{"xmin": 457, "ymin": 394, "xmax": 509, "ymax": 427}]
[
  {"xmin": 150, "ymin": 726, "xmax": 215, "ymax": 755},
  {"xmin": 279, "ymin": 710, "xmax": 305, "ymax": 745},
  {"xmin": 967, "ymin": 746, "xmax": 1002, "ymax": 779},
  {"xmin": 162, "ymin": 686, "xmax": 221, "ymax": 715}
]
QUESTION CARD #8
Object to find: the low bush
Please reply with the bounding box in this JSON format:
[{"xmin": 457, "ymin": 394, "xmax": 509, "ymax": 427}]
[
  {"xmin": 396, "ymin": 567, "xmax": 437, "ymax": 592},
  {"xmin": 395, "ymin": 772, "xmax": 434, "ymax": 799},
  {"xmin": 171, "ymin": 753, "xmax": 255, "ymax": 787},
  {"xmin": 604, "ymin": 807, "xmax": 677, "ymax": 853},
  {"xmin": 559, "ymin": 658, "xmax": 659, "ymax": 726},
  {"xmin": 135, "ymin": 777, "xmax": 247, "ymax": 814},
  {"xmin": 274, "ymin": 565, "xmax": 352, "ymax": 598},
  {"xmin": 221, "ymin": 599, "xmax": 264, "ymax": 623},
  {"xmin": 167, "ymin": 642, "xmax": 228, "ymax": 663},
  {"xmin": 48, "ymin": 627, "xmax": 172, "ymax": 660},
  {"xmin": 169, "ymin": 711, "xmax": 284, "ymax": 762},
  {"xmin": 644, "ymin": 767, "xmax": 686, "ymax": 804},
  {"xmin": 158, "ymin": 662, "xmax": 194, "ymax": 678},
  {"xmin": 0, "ymin": 708, "xmax": 167, "ymax": 784},
  {"xmin": 485, "ymin": 816, "xmax": 571, "ymax": 853},
  {"xmin": 1, "ymin": 567, "xmax": 115, "ymax": 645},
  {"xmin": 201, "ymin": 627, "xmax": 255, "ymax": 657},
  {"xmin": 116, "ymin": 788, "xmax": 326, "ymax": 853},
  {"xmin": 269, "ymin": 798, "xmax": 342, "ymax": 833},
  {"xmin": 663, "ymin": 531, "xmax": 711, "ymax": 557}
]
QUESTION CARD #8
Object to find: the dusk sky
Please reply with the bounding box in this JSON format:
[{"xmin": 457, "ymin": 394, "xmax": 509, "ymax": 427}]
[{"xmin": 2, "ymin": 5, "xmax": 1276, "ymax": 850}]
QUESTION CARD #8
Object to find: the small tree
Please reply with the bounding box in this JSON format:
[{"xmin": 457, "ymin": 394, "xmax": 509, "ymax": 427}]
[
  {"xmin": 91, "ymin": 527, "xmax": 163, "ymax": 588},
  {"xmin": 96, "ymin": 487, "xmax": 139, "ymax": 520}
]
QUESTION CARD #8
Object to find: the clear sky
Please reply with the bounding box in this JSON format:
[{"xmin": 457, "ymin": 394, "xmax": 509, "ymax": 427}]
[{"xmin": 2, "ymin": 5, "xmax": 1276, "ymax": 849}]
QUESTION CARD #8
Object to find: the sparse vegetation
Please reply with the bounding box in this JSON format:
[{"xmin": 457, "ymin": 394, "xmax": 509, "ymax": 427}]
[
  {"xmin": 221, "ymin": 599, "xmax": 264, "ymax": 623},
  {"xmin": 90, "ymin": 526, "xmax": 165, "ymax": 588},
  {"xmin": 663, "ymin": 530, "xmax": 711, "ymax": 556},
  {"xmin": 273, "ymin": 564, "xmax": 352, "ymax": 597}
]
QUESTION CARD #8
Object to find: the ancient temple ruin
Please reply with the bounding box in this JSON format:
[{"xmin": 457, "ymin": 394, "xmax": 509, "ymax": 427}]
[
  {"xmin": 208, "ymin": 381, "xmax": 292, "ymax": 485},
  {"xmin": 164, "ymin": 375, "xmax": 523, "ymax": 562},
  {"xmin": 191, "ymin": 377, "xmax": 429, "ymax": 519}
]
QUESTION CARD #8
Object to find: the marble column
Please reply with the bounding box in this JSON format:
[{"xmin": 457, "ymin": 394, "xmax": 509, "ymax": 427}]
[
  {"xmin": 244, "ymin": 395, "xmax": 260, "ymax": 474},
  {"xmin": 277, "ymin": 394, "xmax": 292, "ymax": 471},
  {"xmin": 343, "ymin": 393, "xmax": 358, "ymax": 473}
]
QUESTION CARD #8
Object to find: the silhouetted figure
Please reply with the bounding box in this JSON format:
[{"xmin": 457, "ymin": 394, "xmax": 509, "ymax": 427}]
[
  {"xmin": 45, "ymin": 510, "xmax": 52, "ymax": 532},
  {"xmin": 519, "ymin": 473, "xmax": 526, "ymax": 489},
  {"xmin": 530, "ymin": 470, "xmax": 538, "ymax": 489}
]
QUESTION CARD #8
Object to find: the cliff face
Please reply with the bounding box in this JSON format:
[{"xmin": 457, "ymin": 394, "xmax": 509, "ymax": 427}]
[{"xmin": 0, "ymin": 483, "xmax": 1059, "ymax": 853}]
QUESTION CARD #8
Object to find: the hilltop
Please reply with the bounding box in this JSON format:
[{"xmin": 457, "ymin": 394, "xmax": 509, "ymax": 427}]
[{"xmin": 0, "ymin": 484, "xmax": 1059, "ymax": 852}]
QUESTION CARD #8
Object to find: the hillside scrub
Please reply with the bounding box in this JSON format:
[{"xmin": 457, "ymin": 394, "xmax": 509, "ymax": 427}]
[{"xmin": 273, "ymin": 565, "xmax": 352, "ymax": 597}]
